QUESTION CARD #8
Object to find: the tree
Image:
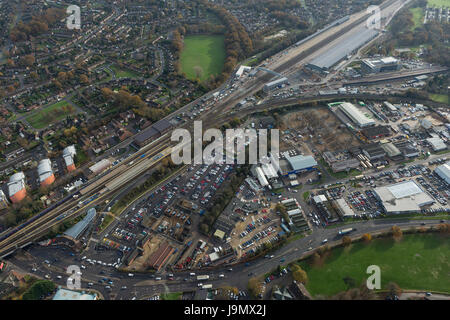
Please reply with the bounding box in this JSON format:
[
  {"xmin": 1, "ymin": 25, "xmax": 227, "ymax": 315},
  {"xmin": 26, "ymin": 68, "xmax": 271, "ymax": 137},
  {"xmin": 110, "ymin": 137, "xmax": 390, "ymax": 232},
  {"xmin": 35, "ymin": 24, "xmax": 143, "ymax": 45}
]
[
  {"xmin": 391, "ymin": 225, "xmax": 403, "ymax": 240},
  {"xmin": 436, "ymin": 223, "xmax": 449, "ymax": 234},
  {"xmin": 291, "ymin": 265, "xmax": 308, "ymax": 284},
  {"xmin": 20, "ymin": 54, "xmax": 35, "ymax": 67},
  {"xmin": 79, "ymin": 74, "xmax": 89, "ymax": 85},
  {"xmin": 387, "ymin": 282, "xmax": 402, "ymax": 297},
  {"xmin": 342, "ymin": 236, "xmax": 352, "ymax": 246},
  {"xmin": 362, "ymin": 233, "xmax": 372, "ymax": 243},
  {"xmin": 247, "ymin": 277, "xmax": 263, "ymax": 298}
]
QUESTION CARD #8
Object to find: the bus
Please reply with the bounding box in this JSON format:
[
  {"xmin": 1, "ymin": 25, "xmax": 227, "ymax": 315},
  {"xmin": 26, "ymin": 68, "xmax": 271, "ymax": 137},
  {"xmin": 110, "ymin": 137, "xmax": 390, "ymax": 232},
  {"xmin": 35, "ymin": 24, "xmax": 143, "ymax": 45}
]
[
  {"xmin": 202, "ymin": 284, "xmax": 213, "ymax": 289},
  {"xmin": 338, "ymin": 228, "xmax": 355, "ymax": 236},
  {"xmin": 197, "ymin": 275, "xmax": 210, "ymax": 281}
]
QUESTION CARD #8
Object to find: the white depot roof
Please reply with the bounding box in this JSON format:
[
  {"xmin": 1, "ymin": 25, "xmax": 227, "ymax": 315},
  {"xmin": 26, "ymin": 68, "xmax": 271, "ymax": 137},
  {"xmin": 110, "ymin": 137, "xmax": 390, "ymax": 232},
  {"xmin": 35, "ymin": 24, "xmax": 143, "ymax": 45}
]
[
  {"xmin": 10, "ymin": 172, "xmax": 25, "ymax": 182},
  {"xmin": 427, "ymin": 137, "xmax": 447, "ymax": 151},
  {"xmin": 335, "ymin": 198, "xmax": 354, "ymax": 217},
  {"xmin": 374, "ymin": 180, "xmax": 434, "ymax": 213},
  {"xmin": 63, "ymin": 145, "xmax": 76, "ymax": 167},
  {"xmin": 262, "ymin": 163, "xmax": 278, "ymax": 179},
  {"xmin": 339, "ymin": 102, "xmax": 375, "ymax": 127},
  {"xmin": 435, "ymin": 162, "xmax": 450, "ymax": 185}
]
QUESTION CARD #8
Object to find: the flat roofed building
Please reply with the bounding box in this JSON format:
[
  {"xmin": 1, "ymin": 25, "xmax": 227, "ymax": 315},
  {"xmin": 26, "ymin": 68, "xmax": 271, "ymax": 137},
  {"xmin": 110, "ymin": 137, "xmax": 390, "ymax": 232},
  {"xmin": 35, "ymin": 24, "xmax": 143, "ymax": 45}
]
[
  {"xmin": 435, "ymin": 162, "xmax": 450, "ymax": 185},
  {"xmin": 361, "ymin": 56, "xmax": 400, "ymax": 74},
  {"xmin": 334, "ymin": 198, "xmax": 354, "ymax": 217},
  {"xmin": 374, "ymin": 180, "xmax": 434, "ymax": 214},
  {"xmin": 382, "ymin": 143, "xmax": 401, "ymax": 158},
  {"xmin": 427, "ymin": 137, "xmax": 447, "ymax": 152},
  {"xmin": 263, "ymin": 77, "xmax": 288, "ymax": 92},
  {"xmin": 339, "ymin": 102, "xmax": 375, "ymax": 128},
  {"xmin": 279, "ymin": 155, "xmax": 317, "ymax": 175}
]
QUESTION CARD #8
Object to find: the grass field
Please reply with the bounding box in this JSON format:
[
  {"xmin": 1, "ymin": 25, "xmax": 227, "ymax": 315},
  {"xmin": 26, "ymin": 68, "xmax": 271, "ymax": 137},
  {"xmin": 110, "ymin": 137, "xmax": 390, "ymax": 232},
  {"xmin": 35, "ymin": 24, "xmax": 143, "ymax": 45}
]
[
  {"xmin": 180, "ymin": 35, "xmax": 225, "ymax": 82},
  {"xmin": 160, "ymin": 292, "xmax": 182, "ymax": 300},
  {"xmin": 26, "ymin": 100, "xmax": 76, "ymax": 129},
  {"xmin": 110, "ymin": 65, "xmax": 140, "ymax": 79},
  {"xmin": 429, "ymin": 93, "xmax": 449, "ymax": 104},
  {"xmin": 297, "ymin": 233, "xmax": 450, "ymax": 297},
  {"xmin": 410, "ymin": 7, "xmax": 424, "ymax": 30},
  {"xmin": 427, "ymin": 0, "xmax": 450, "ymax": 7}
]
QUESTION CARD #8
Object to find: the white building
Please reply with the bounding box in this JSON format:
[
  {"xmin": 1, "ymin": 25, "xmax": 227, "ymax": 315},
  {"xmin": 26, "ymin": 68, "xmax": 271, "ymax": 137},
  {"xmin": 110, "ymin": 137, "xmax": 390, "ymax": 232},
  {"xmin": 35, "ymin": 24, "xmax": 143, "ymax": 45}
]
[
  {"xmin": 63, "ymin": 145, "xmax": 77, "ymax": 172},
  {"xmin": 339, "ymin": 102, "xmax": 375, "ymax": 128},
  {"xmin": 435, "ymin": 162, "xmax": 450, "ymax": 185},
  {"xmin": 374, "ymin": 180, "xmax": 434, "ymax": 214}
]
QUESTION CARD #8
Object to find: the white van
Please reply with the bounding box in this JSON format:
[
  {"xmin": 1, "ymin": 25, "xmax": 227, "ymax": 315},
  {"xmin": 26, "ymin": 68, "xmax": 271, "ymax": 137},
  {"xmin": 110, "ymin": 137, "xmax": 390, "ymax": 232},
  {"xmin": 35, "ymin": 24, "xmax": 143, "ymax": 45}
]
[
  {"xmin": 190, "ymin": 272, "xmax": 196, "ymax": 276},
  {"xmin": 155, "ymin": 277, "xmax": 162, "ymax": 281},
  {"xmin": 128, "ymin": 273, "xmax": 134, "ymax": 277}
]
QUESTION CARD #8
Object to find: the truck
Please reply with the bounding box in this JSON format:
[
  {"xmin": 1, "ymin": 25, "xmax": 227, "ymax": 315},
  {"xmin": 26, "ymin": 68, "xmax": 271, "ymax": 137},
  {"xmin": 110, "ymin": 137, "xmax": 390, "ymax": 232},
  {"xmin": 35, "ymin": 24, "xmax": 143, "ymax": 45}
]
[
  {"xmin": 202, "ymin": 284, "xmax": 213, "ymax": 289},
  {"xmin": 197, "ymin": 275, "xmax": 210, "ymax": 281},
  {"xmin": 338, "ymin": 228, "xmax": 355, "ymax": 236}
]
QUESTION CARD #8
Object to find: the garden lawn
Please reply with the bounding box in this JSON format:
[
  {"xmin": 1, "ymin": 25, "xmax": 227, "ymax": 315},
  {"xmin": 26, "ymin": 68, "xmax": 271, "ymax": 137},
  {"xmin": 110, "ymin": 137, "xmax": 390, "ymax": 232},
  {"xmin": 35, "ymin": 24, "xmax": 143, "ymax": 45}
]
[
  {"xmin": 26, "ymin": 100, "xmax": 76, "ymax": 129},
  {"xmin": 298, "ymin": 233, "xmax": 450, "ymax": 297},
  {"xmin": 180, "ymin": 35, "xmax": 225, "ymax": 82}
]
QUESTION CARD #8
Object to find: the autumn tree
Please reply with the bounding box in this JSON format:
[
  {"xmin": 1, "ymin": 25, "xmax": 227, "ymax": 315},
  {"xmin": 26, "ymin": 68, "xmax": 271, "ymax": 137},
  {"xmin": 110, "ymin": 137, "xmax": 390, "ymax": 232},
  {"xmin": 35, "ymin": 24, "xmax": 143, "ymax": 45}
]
[
  {"xmin": 342, "ymin": 236, "xmax": 352, "ymax": 246},
  {"xmin": 362, "ymin": 233, "xmax": 372, "ymax": 243},
  {"xmin": 247, "ymin": 277, "xmax": 263, "ymax": 298},
  {"xmin": 391, "ymin": 225, "xmax": 403, "ymax": 240},
  {"xmin": 291, "ymin": 265, "xmax": 308, "ymax": 284},
  {"xmin": 20, "ymin": 54, "xmax": 35, "ymax": 67}
]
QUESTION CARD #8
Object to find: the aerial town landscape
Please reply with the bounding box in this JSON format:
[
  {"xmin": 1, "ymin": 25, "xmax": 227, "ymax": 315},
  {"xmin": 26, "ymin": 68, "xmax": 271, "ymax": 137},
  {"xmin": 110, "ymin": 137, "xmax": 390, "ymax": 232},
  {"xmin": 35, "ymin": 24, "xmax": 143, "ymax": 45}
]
[{"xmin": 0, "ymin": 0, "xmax": 448, "ymax": 305}]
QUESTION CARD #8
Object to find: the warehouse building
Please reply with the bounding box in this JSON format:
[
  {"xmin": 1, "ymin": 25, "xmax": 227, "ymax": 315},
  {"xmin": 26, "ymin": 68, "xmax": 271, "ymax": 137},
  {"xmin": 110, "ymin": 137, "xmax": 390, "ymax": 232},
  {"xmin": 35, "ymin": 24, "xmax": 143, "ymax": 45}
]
[
  {"xmin": 374, "ymin": 180, "xmax": 434, "ymax": 214},
  {"xmin": 362, "ymin": 143, "xmax": 386, "ymax": 161},
  {"xmin": 427, "ymin": 137, "xmax": 447, "ymax": 152},
  {"xmin": 361, "ymin": 125, "xmax": 391, "ymax": 140},
  {"xmin": 361, "ymin": 56, "xmax": 400, "ymax": 74},
  {"xmin": 381, "ymin": 142, "xmax": 402, "ymax": 159},
  {"xmin": 263, "ymin": 77, "xmax": 288, "ymax": 92},
  {"xmin": 334, "ymin": 198, "xmax": 355, "ymax": 218},
  {"xmin": 339, "ymin": 102, "xmax": 375, "ymax": 128},
  {"xmin": 7, "ymin": 172, "xmax": 26, "ymax": 203},
  {"xmin": 278, "ymin": 155, "xmax": 317, "ymax": 176},
  {"xmin": 255, "ymin": 166, "xmax": 269, "ymax": 187},
  {"xmin": 62, "ymin": 145, "xmax": 77, "ymax": 172},
  {"xmin": 38, "ymin": 159, "xmax": 55, "ymax": 187},
  {"xmin": 435, "ymin": 162, "xmax": 450, "ymax": 185},
  {"xmin": 235, "ymin": 65, "xmax": 251, "ymax": 78},
  {"xmin": 383, "ymin": 101, "xmax": 398, "ymax": 113},
  {"xmin": 307, "ymin": 27, "xmax": 379, "ymax": 73}
]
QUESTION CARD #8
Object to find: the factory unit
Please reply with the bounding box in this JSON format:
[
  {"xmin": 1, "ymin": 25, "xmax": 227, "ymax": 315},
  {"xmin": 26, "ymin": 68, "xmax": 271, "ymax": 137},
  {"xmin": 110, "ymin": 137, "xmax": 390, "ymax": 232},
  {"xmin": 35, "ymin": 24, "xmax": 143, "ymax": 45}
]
[
  {"xmin": 361, "ymin": 56, "xmax": 400, "ymax": 74},
  {"xmin": 8, "ymin": 172, "xmax": 27, "ymax": 203},
  {"xmin": 374, "ymin": 180, "xmax": 434, "ymax": 214},
  {"xmin": 62, "ymin": 145, "xmax": 77, "ymax": 172},
  {"xmin": 339, "ymin": 102, "xmax": 375, "ymax": 128},
  {"xmin": 235, "ymin": 65, "xmax": 252, "ymax": 78},
  {"xmin": 435, "ymin": 162, "xmax": 450, "ymax": 185},
  {"xmin": 38, "ymin": 159, "xmax": 55, "ymax": 187},
  {"xmin": 278, "ymin": 154, "xmax": 318, "ymax": 176},
  {"xmin": 263, "ymin": 77, "xmax": 288, "ymax": 92},
  {"xmin": 255, "ymin": 166, "xmax": 269, "ymax": 188}
]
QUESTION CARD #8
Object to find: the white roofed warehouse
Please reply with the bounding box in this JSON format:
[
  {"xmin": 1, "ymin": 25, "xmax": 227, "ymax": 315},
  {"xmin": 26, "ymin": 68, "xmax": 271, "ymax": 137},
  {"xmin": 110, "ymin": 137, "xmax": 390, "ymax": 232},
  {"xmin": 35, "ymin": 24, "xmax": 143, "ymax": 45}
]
[
  {"xmin": 435, "ymin": 162, "xmax": 450, "ymax": 185},
  {"xmin": 339, "ymin": 102, "xmax": 375, "ymax": 128},
  {"xmin": 373, "ymin": 180, "xmax": 434, "ymax": 214}
]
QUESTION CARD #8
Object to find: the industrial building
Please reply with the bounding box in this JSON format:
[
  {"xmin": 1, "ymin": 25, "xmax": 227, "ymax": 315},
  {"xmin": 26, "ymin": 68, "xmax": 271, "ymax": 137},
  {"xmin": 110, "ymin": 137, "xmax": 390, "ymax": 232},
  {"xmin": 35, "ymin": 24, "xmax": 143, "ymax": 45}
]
[
  {"xmin": 307, "ymin": 27, "xmax": 378, "ymax": 73},
  {"xmin": 255, "ymin": 166, "xmax": 269, "ymax": 187},
  {"xmin": 235, "ymin": 65, "xmax": 251, "ymax": 78},
  {"xmin": 0, "ymin": 190, "xmax": 9, "ymax": 209},
  {"xmin": 38, "ymin": 159, "xmax": 55, "ymax": 187},
  {"xmin": 374, "ymin": 180, "xmax": 434, "ymax": 214},
  {"xmin": 361, "ymin": 125, "xmax": 391, "ymax": 140},
  {"xmin": 7, "ymin": 172, "xmax": 26, "ymax": 203},
  {"xmin": 263, "ymin": 77, "xmax": 288, "ymax": 92},
  {"xmin": 362, "ymin": 143, "xmax": 386, "ymax": 161},
  {"xmin": 339, "ymin": 102, "xmax": 375, "ymax": 128},
  {"xmin": 361, "ymin": 56, "xmax": 400, "ymax": 74},
  {"xmin": 278, "ymin": 155, "xmax": 317, "ymax": 176},
  {"xmin": 334, "ymin": 198, "xmax": 355, "ymax": 218},
  {"xmin": 381, "ymin": 143, "xmax": 402, "ymax": 159},
  {"xmin": 435, "ymin": 162, "xmax": 450, "ymax": 185},
  {"xmin": 62, "ymin": 145, "xmax": 77, "ymax": 172},
  {"xmin": 383, "ymin": 101, "xmax": 398, "ymax": 113},
  {"xmin": 427, "ymin": 137, "xmax": 447, "ymax": 152}
]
